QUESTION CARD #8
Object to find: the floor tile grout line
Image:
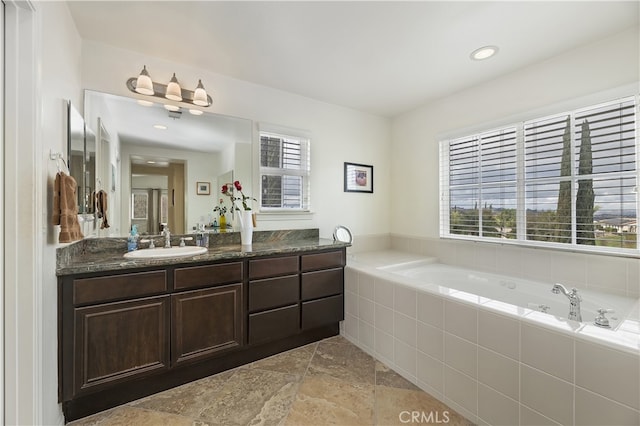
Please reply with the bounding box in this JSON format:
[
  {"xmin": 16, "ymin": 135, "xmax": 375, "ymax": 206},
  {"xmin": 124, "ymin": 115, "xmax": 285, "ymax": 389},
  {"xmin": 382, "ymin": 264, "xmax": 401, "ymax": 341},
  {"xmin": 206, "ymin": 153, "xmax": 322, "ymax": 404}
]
[{"xmin": 279, "ymin": 340, "xmax": 321, "ymax": 425}]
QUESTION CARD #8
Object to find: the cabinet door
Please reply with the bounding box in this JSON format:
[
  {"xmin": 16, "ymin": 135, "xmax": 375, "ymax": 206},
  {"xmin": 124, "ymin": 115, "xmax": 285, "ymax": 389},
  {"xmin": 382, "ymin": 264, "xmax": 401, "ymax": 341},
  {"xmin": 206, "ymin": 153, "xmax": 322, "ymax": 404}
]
[
  {"xmin": 172, "ymin": 284, "xmax": 243, "ymax": 365},
  {"xmin": 73, "ymin": 296, "xmax": 170, "ymax": 396}
]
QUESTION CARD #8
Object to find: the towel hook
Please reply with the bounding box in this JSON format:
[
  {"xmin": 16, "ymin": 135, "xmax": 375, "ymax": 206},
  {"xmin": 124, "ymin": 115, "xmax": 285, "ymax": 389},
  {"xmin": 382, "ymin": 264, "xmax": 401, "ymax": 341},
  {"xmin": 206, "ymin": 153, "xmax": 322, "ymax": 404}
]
[{"xmin": 50, "ymin": 150, "xmax": 69, "ymax": 174}]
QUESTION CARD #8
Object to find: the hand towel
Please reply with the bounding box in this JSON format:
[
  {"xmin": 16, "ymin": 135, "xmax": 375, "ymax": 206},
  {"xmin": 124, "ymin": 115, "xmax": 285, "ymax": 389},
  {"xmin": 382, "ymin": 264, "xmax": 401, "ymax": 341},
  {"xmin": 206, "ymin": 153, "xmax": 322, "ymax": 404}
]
[
  {"xmin": 52, "ymin": 172, "xmax": 84, "ymax": 243},
  {"xmin": 96, "ymin": 190, "xmax": 110, "ymax": 229}
]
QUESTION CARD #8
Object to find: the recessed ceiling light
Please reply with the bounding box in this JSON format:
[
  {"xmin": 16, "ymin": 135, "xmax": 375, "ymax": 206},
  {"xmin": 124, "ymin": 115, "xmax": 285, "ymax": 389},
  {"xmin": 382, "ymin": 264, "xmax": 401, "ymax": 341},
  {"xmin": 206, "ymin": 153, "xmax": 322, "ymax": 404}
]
[
  {"xmin": 137, "ymin": 99, "xmax": 154, "ymax": 107},
  {"xmin": 189, "ymin": 109, "xmax": 203, "ymax": 116},
  {"xmin": 164, "ymin": 104, "xmax": 180, "ymax": 112},
  {"xmin": 470, "ymin": 45, "xmax": 499, "ymax": 61},
  {"xmin": 153, "ymin": 124, "xmax": 167, "ymax": 130}
]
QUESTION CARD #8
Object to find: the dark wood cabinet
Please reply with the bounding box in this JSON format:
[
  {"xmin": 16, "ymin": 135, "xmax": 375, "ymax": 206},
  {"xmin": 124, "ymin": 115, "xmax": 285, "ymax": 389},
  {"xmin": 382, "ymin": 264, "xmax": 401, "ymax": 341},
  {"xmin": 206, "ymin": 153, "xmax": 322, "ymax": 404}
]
[
  {"xmin": 302, "ymin": 294, "xmax": 344, "ymax": 330},
  {"xmin": 172, "ymin": 284, "xmax": 243, "ymax": 365},
  {"xmin": 248, "ymin": 275, "xmax": 299, "ymax": 312},
  {"xmin": 248, "ymin": 304, "xmax": 300, "ymax": 345},
  {"xmin": 72, "ymin": 295, "xmax": 170, "ymax": 397},
  {"xmin": 174, "ymin": 262, "xmax": 242, "ymax": 290},
  {"xmin": 301, "ymin": 268, "xmax": 344, "ymax": 301},
  {"xmin": 59, "ymin": 247, "xmax": 345, "ymax": 422}
]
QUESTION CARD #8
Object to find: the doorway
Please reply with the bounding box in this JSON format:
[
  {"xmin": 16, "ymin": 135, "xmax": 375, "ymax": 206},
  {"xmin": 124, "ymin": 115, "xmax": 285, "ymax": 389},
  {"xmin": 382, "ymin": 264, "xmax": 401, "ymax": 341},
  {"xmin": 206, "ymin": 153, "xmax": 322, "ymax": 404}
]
[{"xmin": 130, "ymin": 162, "xmax": 185, "ymax": 234}]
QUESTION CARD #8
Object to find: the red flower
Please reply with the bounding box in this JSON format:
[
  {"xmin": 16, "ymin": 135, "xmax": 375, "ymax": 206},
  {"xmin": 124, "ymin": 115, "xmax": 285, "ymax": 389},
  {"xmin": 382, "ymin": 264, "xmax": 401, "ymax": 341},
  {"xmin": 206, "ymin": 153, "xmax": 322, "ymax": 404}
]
[
  {"xmin": 234, "ymin": 180, "xmax": 242, "ymax": 191},
  {"xmin": 221, "ymin": 184, "xmax": 228, "ymax": 193}
]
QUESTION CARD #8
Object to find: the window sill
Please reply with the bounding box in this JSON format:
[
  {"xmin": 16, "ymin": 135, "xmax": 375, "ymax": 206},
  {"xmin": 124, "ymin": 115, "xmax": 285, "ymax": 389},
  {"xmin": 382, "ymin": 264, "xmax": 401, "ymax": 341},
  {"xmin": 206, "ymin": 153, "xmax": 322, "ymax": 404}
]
[{"xmin": 441, "ymin": 234, "xmax": 640, "ymax": 259}]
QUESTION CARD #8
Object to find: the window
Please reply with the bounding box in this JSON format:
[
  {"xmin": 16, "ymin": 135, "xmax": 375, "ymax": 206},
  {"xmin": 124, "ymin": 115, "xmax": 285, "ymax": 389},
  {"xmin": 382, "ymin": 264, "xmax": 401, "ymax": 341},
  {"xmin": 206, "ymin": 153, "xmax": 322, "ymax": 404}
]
[
  {"xmin": 259, "ymin": 132, "xmax": 310, "ymax": 210},
  {"xmin": 440, "ymin": 96, "xmax": 638, "ymax": 254}
]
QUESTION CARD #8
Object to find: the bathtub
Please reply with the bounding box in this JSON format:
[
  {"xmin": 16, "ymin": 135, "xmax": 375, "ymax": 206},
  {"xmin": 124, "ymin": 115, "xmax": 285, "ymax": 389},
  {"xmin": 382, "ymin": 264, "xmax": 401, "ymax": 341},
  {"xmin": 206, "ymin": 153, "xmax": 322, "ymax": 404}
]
[
  {"xmin": 342, "ymin": 250, "xmax": 640, "ymax": 426},
  {"xmin": 378, "ymin": 258, "xmax": 637, "ymax": 330}
]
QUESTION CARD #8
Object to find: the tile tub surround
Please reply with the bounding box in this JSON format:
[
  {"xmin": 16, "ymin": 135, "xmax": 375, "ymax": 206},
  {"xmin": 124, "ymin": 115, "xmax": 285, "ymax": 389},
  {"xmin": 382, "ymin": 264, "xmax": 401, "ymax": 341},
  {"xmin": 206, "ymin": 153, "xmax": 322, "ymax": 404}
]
[
  {"xmin": 343, "ymin": 251, "xmax": 640, "ymax": 426},
  {"xmin": 67, "ymin": 336, "xmax": 472, "ymax": 426}
]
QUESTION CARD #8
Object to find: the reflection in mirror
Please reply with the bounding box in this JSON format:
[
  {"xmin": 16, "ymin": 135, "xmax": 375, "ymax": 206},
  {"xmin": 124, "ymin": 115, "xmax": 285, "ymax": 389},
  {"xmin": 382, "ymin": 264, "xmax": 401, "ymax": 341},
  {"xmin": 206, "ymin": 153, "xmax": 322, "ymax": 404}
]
[
  {"xmin": 84, "ymin": 90, "xmax": 253, "ymax": 237},
  {"xmin": 95, "ymin": 118, "xmax": 113, "ymax": 235},
  {"xmin": 67, "ymin": 101, "xmax": 86, "ymax": 212},
  {"xmin": 84, "ymin": 127, "xmax": 96, "ymax": 215}
]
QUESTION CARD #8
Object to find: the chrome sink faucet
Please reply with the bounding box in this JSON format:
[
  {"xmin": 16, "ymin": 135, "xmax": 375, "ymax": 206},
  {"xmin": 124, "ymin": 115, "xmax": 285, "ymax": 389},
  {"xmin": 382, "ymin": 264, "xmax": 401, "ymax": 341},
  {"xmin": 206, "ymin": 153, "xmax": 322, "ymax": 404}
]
[
  {"xmin": 162, "ymin": 227, "xmax": 171, "ymax": 248},
  {"xmin": 551, "ymin": 283, "xmax": 582, "ymax": 322}
]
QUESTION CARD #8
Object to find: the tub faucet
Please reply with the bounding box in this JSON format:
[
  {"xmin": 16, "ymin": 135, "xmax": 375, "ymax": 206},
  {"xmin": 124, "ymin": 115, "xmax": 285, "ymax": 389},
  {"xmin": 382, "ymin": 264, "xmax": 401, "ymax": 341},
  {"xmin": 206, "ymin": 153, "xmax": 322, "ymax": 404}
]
[
  {"xmin": 162, "ymin": 227, "xmax": 171, "ymax": 248},
  {"xmin": 551, "ymin": 283, "xmax": 582, "ymax": 322}
]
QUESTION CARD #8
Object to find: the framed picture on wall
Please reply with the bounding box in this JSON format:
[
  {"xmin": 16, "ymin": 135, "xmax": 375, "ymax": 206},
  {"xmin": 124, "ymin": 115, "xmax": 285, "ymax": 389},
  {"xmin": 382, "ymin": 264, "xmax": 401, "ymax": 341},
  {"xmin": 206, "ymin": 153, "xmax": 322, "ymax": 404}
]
[
  {"xmin": 196, "ymin": 181, "xmax": 211, "ymax": 195},
  {"xmin": 344, "ymin": 162, "xmax": 373, "ymax": 193},
  {"xmin": 131, "ymin": 192, "xmax": 148, "ymax": 219}
]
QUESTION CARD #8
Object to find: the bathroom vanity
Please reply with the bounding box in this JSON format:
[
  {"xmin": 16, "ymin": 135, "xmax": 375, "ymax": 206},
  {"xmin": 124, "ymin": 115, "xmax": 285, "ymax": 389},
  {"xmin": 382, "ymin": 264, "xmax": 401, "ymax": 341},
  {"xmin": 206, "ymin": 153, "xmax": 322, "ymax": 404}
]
[{"xmin": 57, "ymin": 230, "xmax": 347, "ymax": 421}]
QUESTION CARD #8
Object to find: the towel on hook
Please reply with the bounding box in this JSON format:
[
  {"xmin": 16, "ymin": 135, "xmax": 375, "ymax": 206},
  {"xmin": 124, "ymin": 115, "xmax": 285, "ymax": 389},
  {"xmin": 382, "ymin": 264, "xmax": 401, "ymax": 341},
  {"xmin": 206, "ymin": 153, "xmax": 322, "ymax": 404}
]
[
  {"xmin": 95, "ymin": 190, "xmax": 110, "ymax": 229},
  {"xmin": 52, "ymin": 172, "xmax": 84, "ymax": 243}
]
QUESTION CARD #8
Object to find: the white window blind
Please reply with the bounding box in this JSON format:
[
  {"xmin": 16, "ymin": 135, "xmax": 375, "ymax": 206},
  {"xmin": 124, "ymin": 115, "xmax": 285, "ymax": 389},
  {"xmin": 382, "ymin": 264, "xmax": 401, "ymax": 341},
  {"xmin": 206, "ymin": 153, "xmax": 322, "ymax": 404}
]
[
  {"xmin": 259, "ymin": 132, "xmax": 310, "ymax": 210},
  {"xmin": 443, "ymin": 126, "xmax": 517, "ymax": 239},
  {"xmin": 441, "ymin": 96, "xmax": 638, "ymax": 254}
]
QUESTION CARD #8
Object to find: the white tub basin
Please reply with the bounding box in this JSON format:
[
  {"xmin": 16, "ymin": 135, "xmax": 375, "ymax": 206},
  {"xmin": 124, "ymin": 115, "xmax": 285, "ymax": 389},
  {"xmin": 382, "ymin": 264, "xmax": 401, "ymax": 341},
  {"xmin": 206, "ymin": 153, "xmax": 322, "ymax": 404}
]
[{"xmin": 123, "ymin": 246, "xmax": 207, "ymax": 259}]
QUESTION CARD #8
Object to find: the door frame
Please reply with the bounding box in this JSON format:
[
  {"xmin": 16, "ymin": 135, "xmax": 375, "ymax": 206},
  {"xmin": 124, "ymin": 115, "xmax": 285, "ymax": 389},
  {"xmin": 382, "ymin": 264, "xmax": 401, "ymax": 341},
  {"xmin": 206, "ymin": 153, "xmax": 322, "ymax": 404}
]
[{"xmin": 4, "ymin": 1, "xmax": 42, "ymax": 424}]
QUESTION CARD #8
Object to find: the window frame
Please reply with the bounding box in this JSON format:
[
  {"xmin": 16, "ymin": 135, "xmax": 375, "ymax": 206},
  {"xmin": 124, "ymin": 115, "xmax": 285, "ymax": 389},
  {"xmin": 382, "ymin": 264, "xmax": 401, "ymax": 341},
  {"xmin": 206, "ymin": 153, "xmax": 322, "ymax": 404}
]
[
  {"xmin": 440, "ymin": 95, "xmax": 640, "ymax": 256},
  {"xmin": 258, "ymin": 130, "xmax": 311, "ymax": 212}
]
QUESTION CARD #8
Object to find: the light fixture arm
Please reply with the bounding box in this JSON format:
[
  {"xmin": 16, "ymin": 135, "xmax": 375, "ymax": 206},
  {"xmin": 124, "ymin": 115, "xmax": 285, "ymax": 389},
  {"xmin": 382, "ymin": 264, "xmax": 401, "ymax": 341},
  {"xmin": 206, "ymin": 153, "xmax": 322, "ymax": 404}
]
[{"xmin": 126, "ymin": 77, "xmax": 212, "ymax": 107}]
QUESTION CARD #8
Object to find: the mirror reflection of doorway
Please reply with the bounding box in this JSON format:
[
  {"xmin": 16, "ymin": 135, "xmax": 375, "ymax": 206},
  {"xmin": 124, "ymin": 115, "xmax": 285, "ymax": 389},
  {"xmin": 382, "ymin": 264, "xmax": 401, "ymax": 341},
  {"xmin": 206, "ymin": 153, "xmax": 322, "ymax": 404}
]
[{"xmin": 130, "ymin": 161, "xmax": 185, "ymax": 234}]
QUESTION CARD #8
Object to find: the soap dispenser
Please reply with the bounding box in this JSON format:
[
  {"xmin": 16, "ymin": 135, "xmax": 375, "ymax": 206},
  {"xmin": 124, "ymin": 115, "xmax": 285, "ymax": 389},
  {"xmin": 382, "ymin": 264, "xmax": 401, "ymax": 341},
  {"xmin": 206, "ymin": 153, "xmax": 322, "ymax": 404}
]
[{"xmin": 127, "ymin": 225, "xmax": 139, "ymax": 252}]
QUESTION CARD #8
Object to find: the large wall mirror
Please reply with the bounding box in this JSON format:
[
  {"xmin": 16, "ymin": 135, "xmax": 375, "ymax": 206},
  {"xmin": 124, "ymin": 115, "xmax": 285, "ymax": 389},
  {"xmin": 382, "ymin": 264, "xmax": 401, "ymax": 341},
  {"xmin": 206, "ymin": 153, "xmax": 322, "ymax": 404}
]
[{"xmin": 83, "ymin": 90, "xmax": 253, "ymax": 237}]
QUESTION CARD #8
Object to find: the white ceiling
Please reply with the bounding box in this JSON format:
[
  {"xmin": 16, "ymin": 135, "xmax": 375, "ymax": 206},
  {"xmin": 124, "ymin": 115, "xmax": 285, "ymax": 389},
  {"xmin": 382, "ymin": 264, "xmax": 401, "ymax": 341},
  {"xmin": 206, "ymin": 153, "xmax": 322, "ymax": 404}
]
[{"xmin": 68, "ymin": 1, "xmax": 639, "ymax": 118}]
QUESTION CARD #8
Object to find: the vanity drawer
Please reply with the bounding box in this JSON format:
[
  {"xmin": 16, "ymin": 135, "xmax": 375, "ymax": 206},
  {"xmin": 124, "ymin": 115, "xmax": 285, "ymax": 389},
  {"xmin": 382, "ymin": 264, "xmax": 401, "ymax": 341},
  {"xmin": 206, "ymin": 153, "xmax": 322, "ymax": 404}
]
[
  {"xmin": 249, "ymin": 256, "xmax": 299, "ymax": 279},
  {"xmin": 301, "ymin": 250, "xmax": 344, "ymax": 272},
  {"xmin": 174, "ymin": 262, "xmax": 243, "ymax": 290},
  {"xmin": 73, "ymin": 271, "xmax": 167, "ymax": 305},
  {"xmin": 301, "ymin": 268, "xmax": 343, "ymax": 301},
  {"xmin": 248, "ymin": 275, "xmax": 299, "ymax": 312},
  {"xmin": 301, "ymin": 294, "xmax": 344, "ymax": 330},
  {"xmin": 248, "ymin": 304, "xmax": 300, "ymax": 345}
]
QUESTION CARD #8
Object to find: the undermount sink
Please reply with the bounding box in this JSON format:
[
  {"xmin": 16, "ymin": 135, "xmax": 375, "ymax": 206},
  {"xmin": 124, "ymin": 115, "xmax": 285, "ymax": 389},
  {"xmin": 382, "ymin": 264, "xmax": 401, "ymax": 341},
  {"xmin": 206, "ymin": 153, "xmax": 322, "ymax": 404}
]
[{"xmin": 123, "ymin": 246, "xmax": 208, "ymax": 259}]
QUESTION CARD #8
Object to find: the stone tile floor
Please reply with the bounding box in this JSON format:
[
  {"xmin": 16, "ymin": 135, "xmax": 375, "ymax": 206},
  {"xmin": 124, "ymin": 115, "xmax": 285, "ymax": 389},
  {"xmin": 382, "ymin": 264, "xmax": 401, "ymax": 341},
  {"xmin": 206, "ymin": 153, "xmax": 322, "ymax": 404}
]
[{"xmin": 69, "ymin": 335, "xmax": 472, "ymax": 426}]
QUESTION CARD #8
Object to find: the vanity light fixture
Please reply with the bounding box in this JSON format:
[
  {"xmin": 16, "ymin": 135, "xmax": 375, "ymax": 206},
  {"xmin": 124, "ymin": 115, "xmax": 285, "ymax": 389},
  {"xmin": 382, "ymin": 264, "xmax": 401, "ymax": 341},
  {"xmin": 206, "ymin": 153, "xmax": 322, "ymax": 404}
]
[
  {"xmin": 134, "ymin": 65, "xmax": 154, "ymax": 95},
  {"xmin": 127, "ymin": 66, "xmax": 213, "ymax": 108},
  {"xmin": 470, "ymin": 45, "xmax": 499, "ymax": 61},
  {"xmin": 193, "ymin": 80, "xmax": 208, "ymax": 106},
  {"xmin": 165, "ymin": 73, "xmax": 182, "ymax": 101}
]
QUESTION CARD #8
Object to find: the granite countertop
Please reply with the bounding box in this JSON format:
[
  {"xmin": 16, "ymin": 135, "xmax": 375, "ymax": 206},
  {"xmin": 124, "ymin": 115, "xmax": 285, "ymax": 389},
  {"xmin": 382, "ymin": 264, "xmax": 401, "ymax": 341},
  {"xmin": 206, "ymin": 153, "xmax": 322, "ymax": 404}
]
[{"xmin": 57, "ymin": 229, "xmax": 350, "ymax": 276}]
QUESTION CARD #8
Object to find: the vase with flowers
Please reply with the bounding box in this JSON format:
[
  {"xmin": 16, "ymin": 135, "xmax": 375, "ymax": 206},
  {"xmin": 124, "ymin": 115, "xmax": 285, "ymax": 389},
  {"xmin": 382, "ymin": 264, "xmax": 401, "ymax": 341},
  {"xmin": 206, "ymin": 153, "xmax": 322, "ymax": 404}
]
[
  {"xmin": 213, "ymin": 198, "xmax": 228, "ymax": 229},
  {"xmin": 221, "ymin": 180, "xmax": 256, "ymax": 245}
]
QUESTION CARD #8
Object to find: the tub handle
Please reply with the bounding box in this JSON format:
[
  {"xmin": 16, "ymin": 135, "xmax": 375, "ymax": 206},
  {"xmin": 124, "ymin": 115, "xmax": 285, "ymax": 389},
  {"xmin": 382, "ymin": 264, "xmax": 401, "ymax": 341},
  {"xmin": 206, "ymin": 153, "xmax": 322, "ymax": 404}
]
[{"xmin": 594, "ymin": 308, "xmax": 614, "ymax": 328}]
